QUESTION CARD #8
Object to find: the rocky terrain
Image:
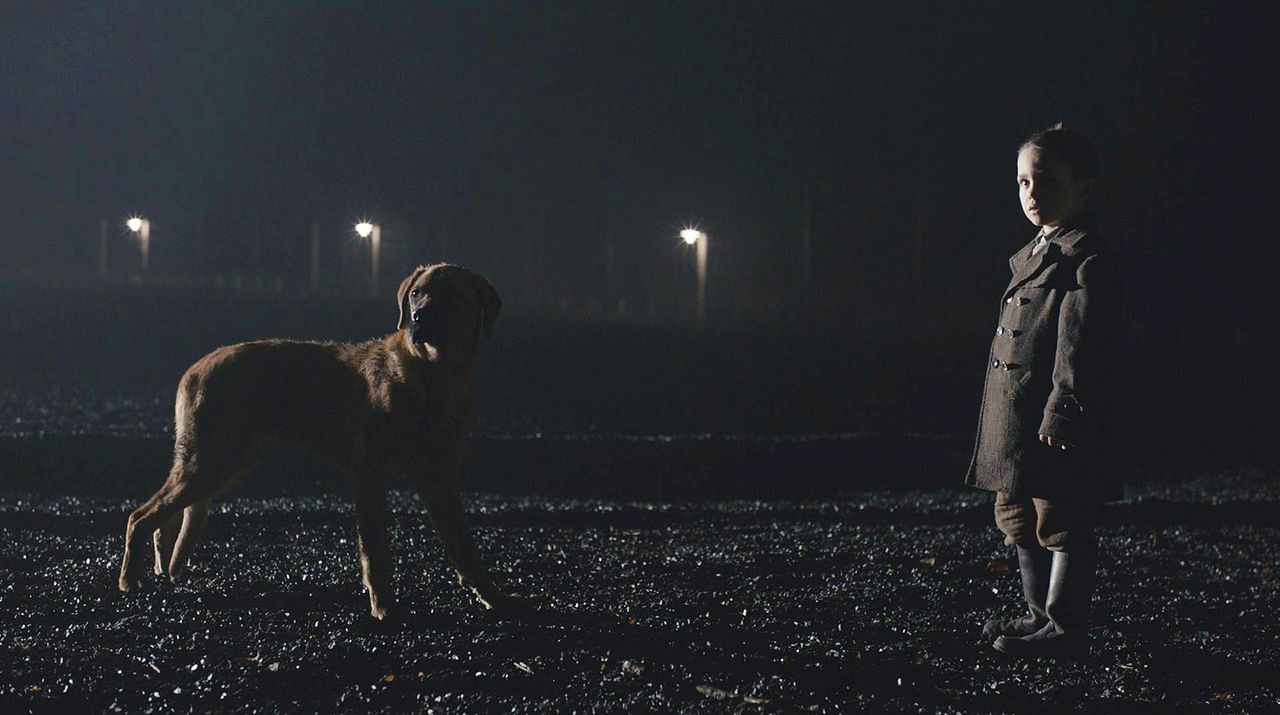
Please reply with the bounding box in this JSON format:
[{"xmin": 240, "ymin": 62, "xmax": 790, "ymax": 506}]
[{"xmin": 2, "ymin": 469, "xmax": 1277, "ymax": 713}]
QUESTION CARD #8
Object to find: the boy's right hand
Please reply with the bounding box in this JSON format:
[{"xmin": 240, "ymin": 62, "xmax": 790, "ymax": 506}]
[{"xmin": 1038, "ymin": 433, "xmax": 1073, "ymax": 451}]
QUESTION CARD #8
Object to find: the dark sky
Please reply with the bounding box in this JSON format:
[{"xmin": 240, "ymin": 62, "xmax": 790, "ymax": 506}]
[{"xmin": 1, "ymin": 1, "xmax": 1275, "ymax": 325}]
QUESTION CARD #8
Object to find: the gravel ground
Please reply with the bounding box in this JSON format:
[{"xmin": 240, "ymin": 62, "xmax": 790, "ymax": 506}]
[{"xmin": 1, "ymin": 468, "xmax": 1277, "ymax": 713}]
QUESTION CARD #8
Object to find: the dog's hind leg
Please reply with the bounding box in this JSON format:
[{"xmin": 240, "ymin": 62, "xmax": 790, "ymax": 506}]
[
  {"xmin": 119, "ymin": 446, "xmax": 232, "ymax": 592},
  {"xmin": 167, "ymin": 498, "xmax": 211, "ymax": 583},
  {"xmin": 119, "ymin": 476, "xmax": 209, "ymax": 592},
  {"xmin": 153, "ymin": 512, "xmax": 182, "ymax": 576}
]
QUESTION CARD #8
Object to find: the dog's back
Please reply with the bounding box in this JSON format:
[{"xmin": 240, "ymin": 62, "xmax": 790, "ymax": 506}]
[{"xmin": 175, "ymin": 339, "xmax": 376, "ymax": 462}]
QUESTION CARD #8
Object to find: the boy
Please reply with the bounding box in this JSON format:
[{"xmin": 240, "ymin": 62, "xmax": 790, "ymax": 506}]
[{"xmin": 964, "ymin": 124, "xmax": 1120, "ymax": 658}]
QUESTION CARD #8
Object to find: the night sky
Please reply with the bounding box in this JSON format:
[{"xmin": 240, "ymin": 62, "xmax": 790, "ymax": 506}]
[{"xmin": 1, "ymin": 2, "xmax": 1275, "ymax": 329}]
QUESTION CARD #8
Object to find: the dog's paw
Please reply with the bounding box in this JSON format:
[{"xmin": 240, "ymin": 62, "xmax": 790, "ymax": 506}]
[
  {"xmin": 368, "ymin": 600, "xmax": 400, "ymax": 621},
  {"xmin": 478, "ymin": 591, "xmax": 534, "ymax": 611},
  {"xmin": 118, "ymin": 575, "xmax": 144, "ymax": 593},
  {"xmin": 168, "ymin": 565, "xmax": 193, "ymax": 586}
]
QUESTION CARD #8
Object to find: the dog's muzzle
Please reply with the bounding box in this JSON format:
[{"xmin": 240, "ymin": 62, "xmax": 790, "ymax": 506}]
[{"xmin": 409, "ymin": 309, "xmax": 439, "ymax": 345}]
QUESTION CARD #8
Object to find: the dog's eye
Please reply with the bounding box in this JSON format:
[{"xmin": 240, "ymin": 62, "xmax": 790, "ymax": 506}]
[{"xmin": 410, "ymin": 289, "xmax": 420, "ymax": 298}]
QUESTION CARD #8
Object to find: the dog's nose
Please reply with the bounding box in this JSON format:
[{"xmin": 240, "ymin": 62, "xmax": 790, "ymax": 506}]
[{"xmin": 411, "ymin": 309, "xmax": 421, "ymax": 323}]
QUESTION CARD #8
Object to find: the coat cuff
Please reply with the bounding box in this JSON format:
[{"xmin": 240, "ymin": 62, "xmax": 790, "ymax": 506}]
[
  {"xmin": 1039, "ymin": 409, "xmax": 1080, "ymax": 446},
  {"xmin": 1041, "ymin": 392, "xmax": 1086, "ymax": 445}
]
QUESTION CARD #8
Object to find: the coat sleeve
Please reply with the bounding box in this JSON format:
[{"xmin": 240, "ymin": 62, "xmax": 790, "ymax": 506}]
[{"xmin": 1039, "ymin": 254, "xmax": 1116, "ymax": 445}]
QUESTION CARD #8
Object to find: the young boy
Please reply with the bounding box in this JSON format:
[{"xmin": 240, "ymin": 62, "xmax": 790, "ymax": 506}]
[{"xmin": 964, "ymin": 124, "xmax": 1120, "ymax": 658}]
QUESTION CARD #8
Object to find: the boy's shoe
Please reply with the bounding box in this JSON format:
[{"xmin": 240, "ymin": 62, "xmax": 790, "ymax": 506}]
[
  {"xmin": 991, "ymin": 546, "xmax": 1095, "ymax": 659},
  {"xmin": 982, "ymin": 544, "xmax": 1051, "ymax": 637},
  {"xmin": 992, "ymin": 622, "xmax": 1089, "ymax": 658}
]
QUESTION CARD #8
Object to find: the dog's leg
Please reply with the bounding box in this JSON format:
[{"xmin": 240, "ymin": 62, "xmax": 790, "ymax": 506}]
[
  {"xmin": 167, "ymin": 498, "xmax": 211, "ymax": 583},
  {"xmin": 353, "ymin": 474, "xmax": 396, "ymax": 620},
  {"xmin": 153, "ymin": 512, "xmax": 181, "ymax": 576},
  {"xmin": 119, "ymin": 470, "xmax": 210, "ymax": 592},
  {"xmin": 416, "ymin": 462, "xmax": 526, "ymax": 610},
  {"xmin": 120, "ymin": 442, "xmax": 233, "ymax": 592}
]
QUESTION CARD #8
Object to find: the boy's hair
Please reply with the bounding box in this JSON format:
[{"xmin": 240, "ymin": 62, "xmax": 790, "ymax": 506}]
[{"xmin": 1019, "ymin": 123, "xmax": 1099, "ymax": 183}]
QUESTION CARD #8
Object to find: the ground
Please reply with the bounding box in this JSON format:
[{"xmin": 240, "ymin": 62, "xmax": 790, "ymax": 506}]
[{"xmin": 1, "ymin": 469, "xmax": 1277, "ymax": 713}]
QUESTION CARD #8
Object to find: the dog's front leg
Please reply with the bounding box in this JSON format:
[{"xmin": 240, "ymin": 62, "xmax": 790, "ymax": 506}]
[
  {"xmin": 416, "ymin": 456, "xmax": 525, "ymax": 610},
  {"xmin": 353, "ymin": 473, "xmax": 396, "ymax": 620}
]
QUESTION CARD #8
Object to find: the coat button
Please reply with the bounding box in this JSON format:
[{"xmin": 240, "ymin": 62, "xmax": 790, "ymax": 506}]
[
  {"xmin": 992, "ymin": 359, "xmax": 1002, "ymax": 369},
  {"xmin": 1005, "ymin": 297, "xmax": 1013, "ymax": 304},
  {"xmin": 996, "ymin": 327, "xmax": 1005, "ymax": 336}
]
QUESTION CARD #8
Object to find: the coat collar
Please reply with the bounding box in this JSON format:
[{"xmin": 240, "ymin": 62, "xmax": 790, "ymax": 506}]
[
  {"xmin": 1006, "ymin": 213, "xmax": 1096, "ymax": 282},
  {"xmin": 1051, "ymin": 211, "xmax": 1096, "ymax": 256}
]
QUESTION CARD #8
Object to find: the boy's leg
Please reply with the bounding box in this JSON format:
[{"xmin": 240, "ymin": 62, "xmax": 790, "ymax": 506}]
[
  {"xmin": 985, "ymin": 491, "xmax": 1052, "ymax": 638},
  {"xmin": 994, "ymin": 497, "xmax": 1099, "ymax": 657}
]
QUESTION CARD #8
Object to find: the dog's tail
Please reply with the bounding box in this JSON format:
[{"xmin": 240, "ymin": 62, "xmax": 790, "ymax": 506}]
[{"xmin": 172, "ymin": 372, "xmax": 201, "ymax": 460}]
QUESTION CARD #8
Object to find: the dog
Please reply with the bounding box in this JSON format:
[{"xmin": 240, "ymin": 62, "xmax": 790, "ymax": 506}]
[{"xmin": 117, "ymin": 263, "xmax": 525, "ymax": 618}]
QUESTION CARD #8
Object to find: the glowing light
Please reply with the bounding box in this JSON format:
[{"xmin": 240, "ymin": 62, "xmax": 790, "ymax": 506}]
[
  {"xmin": 355, "ymin": 222, "xmax": 374, "ymax": 238},
  {"xmin": 680, "ymin": 228, "xmax": 703, "ymax": 245},
  {"xmin": 127, "ymin": 217, "xmax": 143, "ymax": 232}
]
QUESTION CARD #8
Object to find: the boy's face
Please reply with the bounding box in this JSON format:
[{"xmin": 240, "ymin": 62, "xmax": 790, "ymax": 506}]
[{"xmin": 1016, "ymin": 147, "xmax": 1093, "ymax": 229}]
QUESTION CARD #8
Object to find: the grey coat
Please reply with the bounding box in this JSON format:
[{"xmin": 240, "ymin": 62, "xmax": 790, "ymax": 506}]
[{"xmin": 964, "ymin": 215, "xmax": 1121, "ymax": 501}]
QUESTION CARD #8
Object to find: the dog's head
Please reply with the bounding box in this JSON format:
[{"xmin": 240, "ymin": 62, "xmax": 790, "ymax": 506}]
[{"xmin": 396, "ymin": 264, "xmax": 501, "ymax": 356}]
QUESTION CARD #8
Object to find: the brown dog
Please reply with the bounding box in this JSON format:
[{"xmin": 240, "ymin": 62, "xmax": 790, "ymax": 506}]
[{"xmin": 117, "ymin": 263, "xmax": 524, "ymax": 618}]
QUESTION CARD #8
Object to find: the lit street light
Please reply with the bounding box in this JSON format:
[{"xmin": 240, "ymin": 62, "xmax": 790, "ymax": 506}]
[
  {"xmin": 127, "ymin": 217, "xmax": 151, "ymax": 272},
  {"xmin": 680, "ymin": 228, "xmax": 708, "ymax": 320},
  {"xmin": 355, "ymin": 221, "xmax": 381, "ymax": 297}
]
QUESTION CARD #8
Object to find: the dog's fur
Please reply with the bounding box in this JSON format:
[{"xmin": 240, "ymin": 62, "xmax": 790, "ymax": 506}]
[{"xmin": 117, "ymin": 263, "xmax": 523, "ymax": 618}]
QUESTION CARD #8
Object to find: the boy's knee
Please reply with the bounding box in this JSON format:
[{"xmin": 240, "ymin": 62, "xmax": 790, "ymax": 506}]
[
  {"xmin": 993, "ymin": 491, "xmax": 1037, "ymax": 547},
  {"xmin": 1036, "ymin": 530, "xmax": 1069, "ymax": 551},
  {"xmin": 1033, "ymin": 497, "xmax": 1099, "ymax": 551},
  {"xmin": 1002, "ymin": 530, "xmax": 1040, "ymax": 548}
]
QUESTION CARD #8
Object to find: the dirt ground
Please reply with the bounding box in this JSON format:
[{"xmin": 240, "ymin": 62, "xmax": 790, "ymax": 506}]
[{"xmin": 1, "ymin": 468, "xmax": 1277, "ymax": 713}]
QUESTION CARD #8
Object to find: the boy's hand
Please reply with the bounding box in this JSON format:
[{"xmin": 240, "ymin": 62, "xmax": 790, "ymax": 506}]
[{"xmin": 1038, "ymin": 433, "xmax": 1073, "ymax": 451}]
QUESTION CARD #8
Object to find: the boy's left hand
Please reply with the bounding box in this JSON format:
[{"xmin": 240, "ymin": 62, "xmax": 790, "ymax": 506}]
[{"xmin": 1039, "ymin": 433, "xmax": 1073, "ymax": 451}]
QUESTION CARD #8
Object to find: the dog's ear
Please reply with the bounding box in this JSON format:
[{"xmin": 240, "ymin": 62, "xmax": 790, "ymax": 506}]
[
  {"xmin": 396, "ymin": 266, "xmax": 429, "ymax": 331},
  {"xmin": 471, "ymin": 274, "xmax": 502, "ymax": 338}
]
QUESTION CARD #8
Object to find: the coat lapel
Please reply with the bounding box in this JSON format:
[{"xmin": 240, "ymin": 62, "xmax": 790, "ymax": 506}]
[
  {"xmin": 1002, "ymin": 216, "xmax": 1093, "ymax": 295},
  {"xmin": 1004, "ymin": 233, "xmax": 1054, "ymax": 293}
]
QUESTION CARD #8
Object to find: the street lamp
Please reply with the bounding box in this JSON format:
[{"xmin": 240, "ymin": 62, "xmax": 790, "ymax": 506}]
[
  {"xmin": 127, "ymin": 216, "xmax": 151, "ymax": 272},
  {"xmin": 680, "ymin": 228, "xmax": 708, "ymax": 320},
  {"xmin": 355, "ymin": 221, "xmax": 381, "ymax": 297}
]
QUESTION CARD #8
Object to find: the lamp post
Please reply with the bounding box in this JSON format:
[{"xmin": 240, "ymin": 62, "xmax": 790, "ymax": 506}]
[
  {"xmin": 127, "ymin": 216, "xmax": 151, "ymax": 272},
  {"xmin": 355, "ymin": 221, "xmax": 381, "ymax": 297},
  {"xmin": 680, "ymin": 228, "xmax": 708, "ymax": 320}
]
